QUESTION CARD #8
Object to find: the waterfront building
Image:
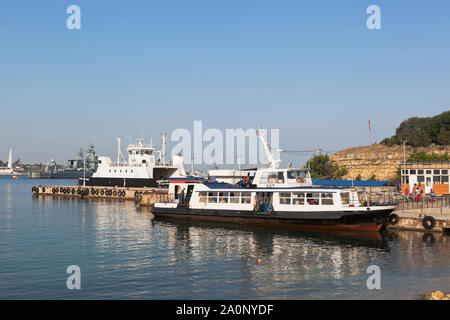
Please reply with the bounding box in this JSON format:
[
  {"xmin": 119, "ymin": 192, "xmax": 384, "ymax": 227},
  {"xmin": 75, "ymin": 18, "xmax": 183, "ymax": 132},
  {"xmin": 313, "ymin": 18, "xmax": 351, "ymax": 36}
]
[{"xmin": 401, "ymin": 162, "xmax": 450, "ymax": 195}]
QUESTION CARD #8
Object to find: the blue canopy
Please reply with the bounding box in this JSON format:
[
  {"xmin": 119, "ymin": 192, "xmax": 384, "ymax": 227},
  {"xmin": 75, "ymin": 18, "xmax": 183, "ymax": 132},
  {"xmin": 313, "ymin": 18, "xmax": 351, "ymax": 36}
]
[{"xmin": 312, "ymin": 179, "xmax": 395, "ymax": 187}]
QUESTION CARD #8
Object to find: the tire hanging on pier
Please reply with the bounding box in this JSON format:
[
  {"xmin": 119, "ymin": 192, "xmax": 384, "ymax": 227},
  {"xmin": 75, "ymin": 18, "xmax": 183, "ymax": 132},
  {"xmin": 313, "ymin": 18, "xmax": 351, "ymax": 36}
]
[
  {"xmin": 389, "ymin": 213, "xmax": 399, "ymax": 225},
  {"xmin": 423, "ymin": 216, "xmax": 436, "ymax": 230}
]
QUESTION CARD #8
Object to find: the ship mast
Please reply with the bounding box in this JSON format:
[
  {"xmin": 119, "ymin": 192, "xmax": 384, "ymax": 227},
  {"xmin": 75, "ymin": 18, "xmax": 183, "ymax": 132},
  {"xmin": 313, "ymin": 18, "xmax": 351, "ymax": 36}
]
[
  {"xmin": 256, "ymin": 128, "xmax": 281, "ymax": 169},
  {"xmin": 161, "ymin": 133, "xmax": 167, "ymax": 163}
]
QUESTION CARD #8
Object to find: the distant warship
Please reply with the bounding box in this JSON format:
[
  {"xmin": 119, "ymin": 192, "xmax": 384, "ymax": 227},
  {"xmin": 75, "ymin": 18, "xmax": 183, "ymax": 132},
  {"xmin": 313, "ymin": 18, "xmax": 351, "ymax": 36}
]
[{"xmin": 28, "ymin": 145, "xmax": 98, "ymax": 179}]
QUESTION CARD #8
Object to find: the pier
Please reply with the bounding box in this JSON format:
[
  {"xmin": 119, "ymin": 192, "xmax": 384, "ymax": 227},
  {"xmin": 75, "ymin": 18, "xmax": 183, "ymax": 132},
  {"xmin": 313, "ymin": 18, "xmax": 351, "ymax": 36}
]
[{"xmin": 31, "ymin": 185, "xmax": 166, "ymax": 206}]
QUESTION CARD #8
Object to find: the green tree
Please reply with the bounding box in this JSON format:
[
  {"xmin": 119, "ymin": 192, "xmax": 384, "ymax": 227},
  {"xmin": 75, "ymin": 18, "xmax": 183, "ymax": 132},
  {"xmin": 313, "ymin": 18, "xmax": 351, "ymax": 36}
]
[
  {"xmin": 380, "ymin": 110, "xmax": 450, "ymax": 146},
  {"xmin": 367, "ymin": 174, "xmax": 377, "ymax": 181},
  {"xmin": 355, "ymin": 174, "xmax": 362, "ymax": 181},
  {"xmin": 306, "ymin": 154, "xmax": 348, "ymax": 180}
]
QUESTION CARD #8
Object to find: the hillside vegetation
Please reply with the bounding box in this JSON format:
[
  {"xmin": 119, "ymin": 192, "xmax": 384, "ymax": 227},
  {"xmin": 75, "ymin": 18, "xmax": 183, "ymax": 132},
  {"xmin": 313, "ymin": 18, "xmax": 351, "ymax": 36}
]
[{"xmin": 381, "ymin": 111, "xmax": 450, "ymax": 147}]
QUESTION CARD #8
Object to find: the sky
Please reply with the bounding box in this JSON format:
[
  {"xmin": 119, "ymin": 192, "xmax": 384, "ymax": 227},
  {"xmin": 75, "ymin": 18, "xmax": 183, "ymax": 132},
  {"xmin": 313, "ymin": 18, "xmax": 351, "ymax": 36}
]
[{"xmin": 1, "ymin": 0, "xmax": 449, "ymax": 167}]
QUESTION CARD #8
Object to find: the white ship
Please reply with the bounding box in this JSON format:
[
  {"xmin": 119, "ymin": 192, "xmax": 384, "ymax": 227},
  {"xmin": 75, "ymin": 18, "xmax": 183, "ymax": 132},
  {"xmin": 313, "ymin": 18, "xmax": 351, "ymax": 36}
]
[{"xmin": 79, "ymin": 134, "xmax": 186, "ymax": 187}]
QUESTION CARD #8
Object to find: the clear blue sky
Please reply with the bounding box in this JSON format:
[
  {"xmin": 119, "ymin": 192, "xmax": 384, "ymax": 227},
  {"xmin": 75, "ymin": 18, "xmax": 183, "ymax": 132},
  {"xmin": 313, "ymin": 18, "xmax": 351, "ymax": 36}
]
[{"xmin": 1, "ymin": 0, "xmax": 449, "ymax": 166}]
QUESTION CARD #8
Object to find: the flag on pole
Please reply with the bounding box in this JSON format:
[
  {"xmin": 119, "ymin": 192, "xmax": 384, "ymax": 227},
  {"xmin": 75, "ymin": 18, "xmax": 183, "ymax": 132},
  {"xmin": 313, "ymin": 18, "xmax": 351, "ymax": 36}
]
[{"xmin": 368, "ymin": 117, "xmax": 371, "ymax": 131}]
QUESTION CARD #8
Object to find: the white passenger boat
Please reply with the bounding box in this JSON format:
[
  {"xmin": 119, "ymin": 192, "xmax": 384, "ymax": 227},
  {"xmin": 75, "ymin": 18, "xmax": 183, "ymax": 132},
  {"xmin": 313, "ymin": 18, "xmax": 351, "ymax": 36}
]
[
  {"xmin": 79, "ymin": 134, "xmax": 186, "ymax": 187},
  {"xmin": 152, "ymin": 131, "xmax": 396, "ymax": 232}
]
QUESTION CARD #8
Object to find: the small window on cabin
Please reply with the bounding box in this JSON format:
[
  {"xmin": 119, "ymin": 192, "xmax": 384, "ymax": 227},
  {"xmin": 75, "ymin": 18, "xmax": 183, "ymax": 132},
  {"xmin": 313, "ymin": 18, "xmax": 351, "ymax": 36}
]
[
  {"xmin": 268, "ymin": 172, "xmax": 277, "ymax": 184},
  {"xmin": 219, "ymin": 192, "xmax": 229, "ymax": 204},
  {"xmin": 241, "ymin": 193, "xmax": 251, "ymax": 204},
  {"xmin": 114, "ymin": 170, "xmax": 116, "ymax": 173},
  {"xmin": 442, "ymin": 170, "xmax": 448, "ymax": 175},
  {"xmin": 410, "ymin": 170, "xmax": 416, "ymax": 174},
  {"xmin": 277, "ymin": 172, "xmax": 285, "ymax": 183},
  {"xmin": 426, "ymin": 170, "xmax": 431, "ymax": 174},
  {"xmin": 279, "ymin": 192, "xmax": 291, "ymax": 205},
  {"xmin": 418, "ymin": 170, "xmax": 424, "ymax": 174},
  {"xmin": 128, "ymin": 151, "xmax": 132, "ymax": 155},
  {"xmin": 199, "ymin": 192, "xmax": 207, "ymax": 203},
  {"xmin": 418, "ymin": 176, "xmax": 425, "ymax": 183},
  {"xmin": 131, "ymin": 170, "xmax": 133, "ymax": 173},
  {"xmin": 321, "ymin": 193, "xmax": 334, "ymax": 205},
  {"xmin": 98, "ymin": 160, "xmax": 102, "ymax": 164},
  {"xmin": 306, "ymin": 193, "xmax": 319, "ymax": 205},
  {"xmin": 208, "ymin": 192, "xmax": 218, "ymax": 203},
  {"xmin": 434, "ymin": 170, "xmax": 440, "ymax": 175},
  {"xmin": 340, "ymin": 192, "xmax": 350, "ymax": 205},
  {"xmin": 109, "ymin": 170, "xmax": 111, "ymax": 173},
  {"xmin": 260, "ymin": 172, "xmax": 269, "ymax": 184},
  {"xmin": 142, "ymin": 160, "xmax": 146, "ymax": 164},
  {"xmin": 292, "ymin": 192, "xmax": 305, "ymax": 205},
  {"xmin": 442, "ymin": 176, "xmax": 449, "ymax": 184},
  {"xmin": 288, "ymin": 171, "xmax": 306, "ymax": 182},
  {"xmin": 229, "ymin": 192, "xmax": 240, "ymax": 204},
  {"xmin": 433, "ymin": 176, "xmax": 441, "ymax": 184}
]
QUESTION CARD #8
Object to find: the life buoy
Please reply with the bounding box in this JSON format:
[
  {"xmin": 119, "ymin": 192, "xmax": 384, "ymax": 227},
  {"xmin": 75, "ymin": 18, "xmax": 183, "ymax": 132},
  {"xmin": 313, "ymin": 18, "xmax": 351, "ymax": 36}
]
[
  {"xmin": 389, "ymin": 213, "xmax": 399, "ymax": 225},
  {"xmin": 243, "ymin": 176, "xmax": 250, "ymax": 184},
  {"xmin": 423, "ymin": 216, "xmax": 436, "ymax": 230},
  {"xmin": 100, "ymin": 189, "xmax": 105, "ymax": 196},
  {"xmin": 71, "ymin": 188, "xmax": 75, "ymax": 195}
]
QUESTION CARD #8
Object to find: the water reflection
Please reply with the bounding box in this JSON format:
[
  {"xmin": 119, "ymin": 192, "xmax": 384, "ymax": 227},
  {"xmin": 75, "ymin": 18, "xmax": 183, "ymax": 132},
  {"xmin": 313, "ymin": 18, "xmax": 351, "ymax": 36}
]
[{"xmin": 16, "ymin": 185, "xmax": 450, "ymax": 299}]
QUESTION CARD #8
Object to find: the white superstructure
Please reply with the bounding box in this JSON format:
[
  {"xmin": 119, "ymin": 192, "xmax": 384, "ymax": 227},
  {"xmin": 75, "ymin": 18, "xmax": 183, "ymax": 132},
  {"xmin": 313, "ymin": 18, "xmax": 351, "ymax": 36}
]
[{"xmin": 82, "ymin": 134, "xmax": 186, "ymax": 187}]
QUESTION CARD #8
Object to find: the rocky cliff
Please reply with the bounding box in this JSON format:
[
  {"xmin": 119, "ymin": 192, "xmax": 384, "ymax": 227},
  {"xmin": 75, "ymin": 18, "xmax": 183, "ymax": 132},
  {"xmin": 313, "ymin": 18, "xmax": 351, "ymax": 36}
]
[{"xmin": 329, "ymin": 144, "xmax": 450, "ymax": 181}]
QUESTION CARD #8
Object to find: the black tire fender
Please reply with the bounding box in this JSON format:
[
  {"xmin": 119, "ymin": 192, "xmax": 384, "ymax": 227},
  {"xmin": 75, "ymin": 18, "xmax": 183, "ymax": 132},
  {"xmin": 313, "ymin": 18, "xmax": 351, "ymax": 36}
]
[
  {"xmin": 389, "ymin": 213, "xmax": 400, "ymax": 225},
  {"xmin": 423, "ymin": 216, "xmax": 436, "ymax": 230}
]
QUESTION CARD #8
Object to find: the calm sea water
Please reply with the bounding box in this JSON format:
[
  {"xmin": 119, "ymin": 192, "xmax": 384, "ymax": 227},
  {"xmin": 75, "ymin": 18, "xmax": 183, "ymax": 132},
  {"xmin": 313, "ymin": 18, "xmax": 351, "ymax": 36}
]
[{"xmin": 0, "ymin": 178, "xmax": 449, "ymax": 300}]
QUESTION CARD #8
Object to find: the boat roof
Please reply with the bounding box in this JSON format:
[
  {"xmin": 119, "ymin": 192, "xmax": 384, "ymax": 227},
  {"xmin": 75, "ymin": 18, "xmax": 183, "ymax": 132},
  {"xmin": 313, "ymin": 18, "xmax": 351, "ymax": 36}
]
[{"xmin": 312, "ymin": 179, "xmax": 395, "ymax": 187}]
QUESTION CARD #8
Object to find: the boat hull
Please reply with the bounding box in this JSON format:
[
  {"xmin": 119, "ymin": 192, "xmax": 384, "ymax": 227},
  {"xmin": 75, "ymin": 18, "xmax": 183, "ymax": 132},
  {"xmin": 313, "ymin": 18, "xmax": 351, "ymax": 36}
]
[{"xmin": 151, "ymin": 207, "xmax": 394, "ymax": 232}]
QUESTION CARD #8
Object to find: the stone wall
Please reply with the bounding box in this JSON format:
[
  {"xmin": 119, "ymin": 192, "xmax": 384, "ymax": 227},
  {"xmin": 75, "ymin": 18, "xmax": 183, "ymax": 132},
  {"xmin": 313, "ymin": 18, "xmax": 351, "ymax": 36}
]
[{"xmin": 329, "ymin": 144, "xmax": 450, "ymax": 181}]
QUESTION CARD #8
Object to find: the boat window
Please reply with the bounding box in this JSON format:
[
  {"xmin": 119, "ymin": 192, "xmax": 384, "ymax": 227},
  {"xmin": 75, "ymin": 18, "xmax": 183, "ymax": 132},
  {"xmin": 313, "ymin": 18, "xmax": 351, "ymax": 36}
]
[
  {"xmin": 410, "ymin": 170, "xmax": 416, "ymax": 174},
  {"xmin": 268, "ymin": 172, "xmax": 277, "ymax": 184},
  {"xmin": 199, "ymin": 192, "xmax": 207, "ymax": 203},
  {"xmin": 229, "ymin": 192, "xmax": 240, "ymax": 204},
  {"xmin": 321, "ymin": 193, "xmax": 333, "ymax": 205},
  {"xmin": 418, "ymin": 176, "xmax": 424, "ymax": 183},
  {"xmin": 279, "ymin": 192, "xmax": 291, "ymax": 205},
  {"xmin": 260, "ymin": 172, "xmax": 268, "ymax": 184},
  {"xmin": 208, "ymin": 192, "xmax": 217, "ymax": 203},
  {"xmin": 426, "ymin": 170, "xmax": 431, "ymax": 174},
  {"xmin": 287, "ymin": 170, "xmax": 307, "ymax": 182},
  {"xmin": 340, "ymin": 192, "xmax": 350, "ymax": 205},
  {"xmin": 277, "ymin": 172, "xmax": 285, "ymax": 183},
  {"xmin": 219, "ymin": 192, "xmax": 229, "ymax": 204},
  {"xmin": 434, "ymin": 170, "xmax": 440, "ymax": 175},
  {"xmin": 433, "ymin": 176, "xmax": 441, "ymax": 184},
  {"xmin": 241, "ymin": 192, "xmax": 251, "ymax": 204},
  {"xmin": 418, "ymin": 170, "xmax": 424, "ymax": 174},
  {"xmin": 442, "ymin": 170, "xmax": 448, "ymax": 175},
  {"xmin": 306, "ymin": 193, "xmax": 319, "ymax": 205},
  {"xmin": 292, "ymin": 192, "xmax": 305, "ymax": 205},
  {"xmin": 442, "ymin": 176, "xmax": 449, "ymax": 184}
]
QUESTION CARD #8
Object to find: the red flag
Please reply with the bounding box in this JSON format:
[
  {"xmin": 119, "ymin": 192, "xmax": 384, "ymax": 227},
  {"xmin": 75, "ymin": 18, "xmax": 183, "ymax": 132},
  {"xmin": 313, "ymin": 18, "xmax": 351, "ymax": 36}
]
[{"xmin": 368, "ymin": 118, "xmax": 371, "ymax": 131}]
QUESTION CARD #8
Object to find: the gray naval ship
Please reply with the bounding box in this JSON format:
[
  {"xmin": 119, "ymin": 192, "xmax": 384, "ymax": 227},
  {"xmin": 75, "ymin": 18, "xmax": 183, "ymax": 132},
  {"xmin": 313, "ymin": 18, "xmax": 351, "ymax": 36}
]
[{"xmin": 28, "ymin": 145, "xmax": 98, "ymax": 179}]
